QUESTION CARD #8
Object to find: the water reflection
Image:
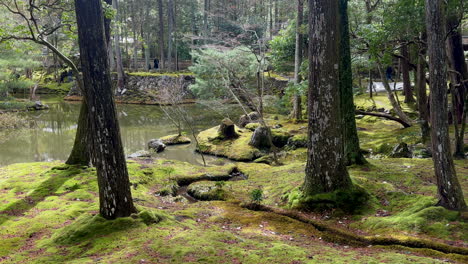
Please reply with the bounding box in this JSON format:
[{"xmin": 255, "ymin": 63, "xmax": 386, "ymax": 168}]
[{"xmin": 0, "ymin": 97, "xmax": 241, "ymax": 166}]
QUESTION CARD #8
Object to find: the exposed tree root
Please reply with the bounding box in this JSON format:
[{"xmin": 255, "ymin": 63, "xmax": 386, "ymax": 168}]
[
  {"xmin": 356, "ymin": 110, "xmax": 412, "ymax": 128},
  {"xmin": 241, "ymin": 203, "xmax": 468, "ymax": 261}
]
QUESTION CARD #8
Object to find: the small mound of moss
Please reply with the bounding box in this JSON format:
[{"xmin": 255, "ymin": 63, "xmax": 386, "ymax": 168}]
[
  {"xmin": 196, "ymin": 126, "xmax": 264, "ymax": 161},
  {"xmin": 245, "ymin": 122, "xmax": 260, "ymax": 131},
  {"xmin": 137, "ymin": 210, "xmax": 165, "ymax": 225},
  {"xmin": 51, "ymin": 214, "xmax": 143, "ymax": 245},
  {"xmin": 187, "ymin": 181, "xmax": 228, "ymax": 201},
  {"xmin": 356, "ymin": 195, "xmax": 465, "ymax": 239},
  {"xmin": 271, "ymin": 129, "xmax": 291, "ymax": 148},
  {"xmin": 287, "ymin": 186, "xmax": 370, "ymax": 214},
  {"xmin": 160, "ymin": 134, "xmax": 191, "ymax": 145}
]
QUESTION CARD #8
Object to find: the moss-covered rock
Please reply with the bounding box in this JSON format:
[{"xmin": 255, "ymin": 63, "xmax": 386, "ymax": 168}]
[
  {"xmin": 187, "ymin": 181, "xmax": 228, "ymax": 201},
  {"xmin": 245, "ymin": 122, "xmax": 260, "ymax": 131},
  {"xmin": 271, "ymin": 129, "xmax": 291, "ymax": 148},
  {"xmin": 196, "ymin": 125, "xmax": 264, "ymax": 161},
  {"xmin": 160, "ymin": 134, "xmax": 191, "ymax": 145}
]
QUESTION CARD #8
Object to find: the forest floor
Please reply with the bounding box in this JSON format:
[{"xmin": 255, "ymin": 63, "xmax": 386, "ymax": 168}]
[{"xmin": 0, "ymin": 93, "xmax": 467, "ymax": 264}]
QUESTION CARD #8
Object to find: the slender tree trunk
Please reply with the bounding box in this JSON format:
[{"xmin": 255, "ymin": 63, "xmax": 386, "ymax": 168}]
[
  {"xmin": 401, "ymin": 45, "xmax": 415, "ymax": 104},
  {"xmin": 113, "ymin": 0, "xmax": 125, "ymax": 92},
  {"xmin": 425, "ymin": 0, "xmax": 466, "ymax": 211},
  {"xmin": 377, "ymin": 64, "xmax": 413, "ymax": 126},
  {"xmin": 291, "ymin": 0, "xmax": 304, "ymax": 121},
  {"xmin": 446, "ymin": 14, "xmax": 468, "ymax": 159},
  {"xmin": 167, "ymin": 0, "xmax": 175, "ymax": 71},
  {"xmin": 157, "ymin": 0, "xmax": 165, "ymax": 69},
  {"xmin": 303, "ymin": 0, "xmax": 353, "ymax": 195},
  {"xmin": 74, "ymin": 0, "xmax": 137, "ymax": 219},
  {"xmin": 416, "ymin": 34, "xmax": 430, "ymax": 144},
  {"xmin": 339, "ymin": 0, "xmax": 366, "ymax": 165}
]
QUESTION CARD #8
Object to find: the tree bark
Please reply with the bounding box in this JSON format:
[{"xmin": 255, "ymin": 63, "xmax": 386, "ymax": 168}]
[
  {"xmin": 291, "ymin": 0, "xmax": 304, "ymax": 121},
  {"xmin": 157, "ymin": 0, "xmax": 165, "ymax": 69},
  {"xmin": 303, "ymin": 0, "xmax": 353, "ymax": 195},
  {"xmin": 446, "ymin": 14, "xmax": 468, "ymax": 159},
  {"xmin": 339, "ymin": 0, "xmax": 366, "ymax": 165},
  {"xmin": 416, "ymin": 33, "xmax": 430, "ymax": 144},
  {"xmin": 401, "ymin": 45, "xmax": 415, "ymax": 104},
  {"xmin": 167, "ymin": 0, "xmax": 175, "ymax": 71},
  {"xmin": 74, "ymin": 0, "xmax": 137, "ymax": 219},
  {"xmin": 113, "ymin": 0, "xmax": 126, "ymax": 92},
  {"xmin": 425, "ymin": 0, "xmax": 466, "ymax": 211}
]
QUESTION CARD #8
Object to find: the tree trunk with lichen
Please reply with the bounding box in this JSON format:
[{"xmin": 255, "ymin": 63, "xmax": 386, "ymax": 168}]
[
  {"xmin": 291, "ymin": 0, "xmax": 304, "ymax": 120},
  {"xmin": 339, "ymin": 0, "xmax": 366, "ymax": 165},
  {"xmin": 401, "ymin": 45, "xmax": 415, "ymax": 104},
  {"xmin": 446, "ymin": 14, "xmax": 467, "ymax": 159},
  {"xmin": 416, "ymin": 35, "xmax": 430, "ymax": 144},
  {"xmin": 75, "ymin": 0, "xmax": 137, "ymax": 219},
  {"xmin": 303, "ymin": 0, "xmax": 353, "ymax": 195},
  {"xmin": 425, "ymin": 0, "xmax": 466, "ymax": 211}
]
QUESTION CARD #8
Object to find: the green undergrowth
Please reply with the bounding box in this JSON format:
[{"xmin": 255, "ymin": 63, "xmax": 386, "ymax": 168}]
[
  {"xmin": 0, "ymin": 99, "xmax": 35, "ymax": 111},
  {"xmin": 0, "ymin": 157, "xmax": 466, "ymax": 263},
  {"xmin": 127, "ymin": 71, "xmax": 193, "ymax": 77},
  {"xmin": 39, "ymin": 82, "xmax": 74, "ymax": 94}
]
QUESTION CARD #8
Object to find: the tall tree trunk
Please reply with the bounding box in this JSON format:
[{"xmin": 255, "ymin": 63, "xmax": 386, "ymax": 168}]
[
  {"xmin": 157, "ymin": 0, "xmax": 165, "ymax": 69},
  {"xmin": 303, "ymin": 0, "xmax": 353, "ymax": 195},
  {"xmin": 167, "ymin": 0, "xmax": 174, "ymax": 71},
  {"xmin": 291, "ymin": 0, "xmax": 304, "ymax": 120},
  {"xmin": 446, "ymin": 14, "xmax": 468, "ymax": 159},
  {"xmin": 416, "ymin": 34, "xmax": 430, "ymax": 144},
  {"xmin": 425, "ymin": 0, "xmax": 466, "ymax": 211},
  {"xmin": 74, "ymin": 0, "xmax": 137, "ymax": 219},
  {"xmin": 339, "ymin": 0, "xmax": 366, "ymax": 165},
  {"xmin": 401, "ymin": 45, "xmax": 415, "ymax": 104},
  {"xmin": 113, "ymin": 0, "xmax": 125, "ymax": 92}
]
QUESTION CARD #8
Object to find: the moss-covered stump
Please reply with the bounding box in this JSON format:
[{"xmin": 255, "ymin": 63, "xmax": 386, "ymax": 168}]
[
  {"xmin": 160, "ymin": 134, "xmax": 191, "ymax": 145},
  {"xmin": 187, "ymin": 181, "xmax": 228, "ymax": 201},
  {"xmin": 196, "ymin": 125, "xmax": 264, "ymax": 161},
  {"xmin": 218, "ymin": 118, "xmax": 238, "ymax": 139}
]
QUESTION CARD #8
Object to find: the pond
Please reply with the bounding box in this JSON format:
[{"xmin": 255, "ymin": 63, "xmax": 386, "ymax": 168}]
[{"xmin": 0, "ymin": 96, "xmax": 243, "ymax": 167}]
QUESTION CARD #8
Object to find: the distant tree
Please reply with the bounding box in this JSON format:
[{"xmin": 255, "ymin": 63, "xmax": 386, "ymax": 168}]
[
  {"xmin": 303, "ymin": 0, "xmax": 353, "ymax": 195},
  {"xmin": 290, "ymin": 0, "xmax": 305, "ymax": 121},
  {"xmin": 425, "ymin": 0, "xmax": 466, "ymax": 211},
  {"xmin": 339, "ymin": 0, "xmax": 366, "ymax": 165},
  {"xmin": 74, "ymin": 0, "xmax": 137, "ymax": 219}
]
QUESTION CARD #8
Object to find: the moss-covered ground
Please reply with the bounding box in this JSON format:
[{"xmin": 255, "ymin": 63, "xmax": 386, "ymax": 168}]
[
  {"xmin": 1, "ymin": 93, "xmax": 467, "ymax": 263},
  {"xmin": 0, "ymin": 155, "xmax": 466, "ymax": 263}
]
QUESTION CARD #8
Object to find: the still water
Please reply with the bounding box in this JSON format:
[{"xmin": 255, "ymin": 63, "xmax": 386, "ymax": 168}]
[{"xmin": 0, "ymin": 96, "xmax": 242, "ymax": 166}]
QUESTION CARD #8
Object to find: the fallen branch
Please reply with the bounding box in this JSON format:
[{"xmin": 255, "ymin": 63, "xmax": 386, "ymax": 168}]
[{"xmin": 355, "ymin": 110, "xmax": 412, "ymax": 128}]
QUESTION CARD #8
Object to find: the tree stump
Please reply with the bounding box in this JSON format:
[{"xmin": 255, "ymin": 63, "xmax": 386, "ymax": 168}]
[
  {"xmin": 249, "ymin": 126, "xmax": 272, "ymax": 149},
  {"xmin": 218, "ymin": 118, "xmax": 238, "ymax": 139}
]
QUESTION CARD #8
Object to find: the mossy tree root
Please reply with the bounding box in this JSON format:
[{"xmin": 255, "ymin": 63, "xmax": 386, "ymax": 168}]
[{"xmin": 241, "ymin": 203, "xmax": 468, "ymax": 259}]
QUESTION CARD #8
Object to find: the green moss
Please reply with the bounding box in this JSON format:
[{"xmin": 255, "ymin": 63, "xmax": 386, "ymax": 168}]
[
  {"xmin": 160, "ymin": 134, "xmax": 191, "ymax": 145},
  {"xmin": 39, "ymin": 82, "xmax": 74, "ymax": 94},
  {"xmin": 187, "ymin": 181, "xmax": 228, "ymax": 201},
  {"xmin": 196, "ymin": 125, "xmax": 264, "ymax": 161},
  {"xmin": 245, "ymin": 122, "xmax": 260, "ymax": 131},
  {"xmin": 287, "ymin": 186, "xmax": 370, "ymax": 214},
  {"xmin": 271, "ymin": 129, "xmax": 291, "ymax": 148}
]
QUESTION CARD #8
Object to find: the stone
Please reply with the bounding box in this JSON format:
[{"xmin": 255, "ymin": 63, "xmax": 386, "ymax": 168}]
[
  {"xmin": 238, "ymin": 112, "xmax": 261, "ymax": 127},
  {"xmin": 28, "ymin": 101, "xmax": 49, "ymax": 111},
  {"xmin": 412, "ymin": 143, "xmax": 432, "ymax": 158},
  {"xmin": 148, "ymin": 139, "xmax": 166, "ymax": 153},
  {"xmin": 390, "ymin": 142, "xmax": 412, "ymax": 158},
  {"xmin": 249, "ymin": 126, "xmax": 272, "ymax": 149},
  {"xmin": 286, "ymin": 135, "xmax": 308, "ymax": 149},
  {"xmin": 127, "ymin": 150, "xmax": 152, "ymax": 158},
  {"xmin": 245, "ymin": 122, "xmax": 260, "ymax": 131},
  {"xmin": 218, "ymin": 118, "xmax": 238, "ymax": 139}
]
